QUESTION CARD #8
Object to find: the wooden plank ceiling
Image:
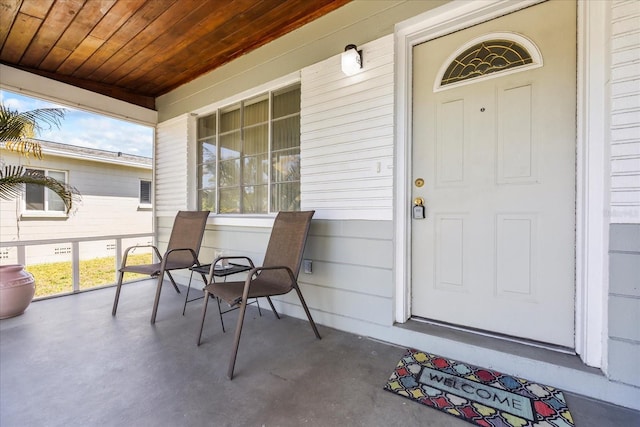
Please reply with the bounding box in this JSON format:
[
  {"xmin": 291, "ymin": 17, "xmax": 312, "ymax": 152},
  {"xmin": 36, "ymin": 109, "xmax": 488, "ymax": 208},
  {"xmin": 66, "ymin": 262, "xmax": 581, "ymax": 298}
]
[{"xmin": 0, "ymin": 0, "xmax": 351, "ymax": 109}]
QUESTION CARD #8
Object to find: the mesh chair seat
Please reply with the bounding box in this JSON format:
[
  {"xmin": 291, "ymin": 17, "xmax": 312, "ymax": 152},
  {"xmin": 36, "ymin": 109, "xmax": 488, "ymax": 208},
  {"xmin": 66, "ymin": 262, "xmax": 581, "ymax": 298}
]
[
  {"xmin": 119, "ymin": 264, "xmax": 163, "ymax": 276},
  {"xmin": 120, "ymin": 260, "xmax": 198, "ymax": 276},
  {"xmin": 207, "ymin": 275, "xmax": 293, "ymax": 307}
]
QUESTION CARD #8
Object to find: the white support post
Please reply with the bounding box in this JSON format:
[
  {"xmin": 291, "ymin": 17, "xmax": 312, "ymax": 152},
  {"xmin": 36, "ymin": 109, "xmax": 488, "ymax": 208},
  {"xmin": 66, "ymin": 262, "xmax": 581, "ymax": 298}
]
[
  {"xmin": 72, "ymin": 241, "xmax": 80, "ymax": 292},
  {"xmin": 115, "ymin": 238, "xmax": 123, "ymax": 284}
]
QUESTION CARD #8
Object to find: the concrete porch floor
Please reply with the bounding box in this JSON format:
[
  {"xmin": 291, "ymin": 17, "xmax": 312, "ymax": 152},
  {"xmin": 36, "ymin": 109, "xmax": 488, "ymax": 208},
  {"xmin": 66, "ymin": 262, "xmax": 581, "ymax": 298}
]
[{"xmin": 1, "ymin": 279, "xmax": 639, "ymax": 427}]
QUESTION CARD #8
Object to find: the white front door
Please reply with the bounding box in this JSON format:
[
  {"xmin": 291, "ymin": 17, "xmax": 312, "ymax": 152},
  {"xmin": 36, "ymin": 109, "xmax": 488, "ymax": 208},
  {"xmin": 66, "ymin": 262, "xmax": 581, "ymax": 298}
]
[{"xmin": 411, "ymin": 0, "xmax": 576, "ymax": 347}]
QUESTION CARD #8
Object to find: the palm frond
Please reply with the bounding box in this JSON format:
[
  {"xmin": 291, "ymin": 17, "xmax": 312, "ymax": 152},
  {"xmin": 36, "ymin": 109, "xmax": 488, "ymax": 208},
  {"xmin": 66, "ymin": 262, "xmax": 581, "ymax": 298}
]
[
  {"xmin": 0, "ymin": 165, "xmax": 80, "ymax": 214},
  {"xmin": 0, "ymin": 105, "xmax": 65, "ymax": 158},
  {"xmin": 2, "ymin": 140, "xmax": 43, "ymax": 158}
]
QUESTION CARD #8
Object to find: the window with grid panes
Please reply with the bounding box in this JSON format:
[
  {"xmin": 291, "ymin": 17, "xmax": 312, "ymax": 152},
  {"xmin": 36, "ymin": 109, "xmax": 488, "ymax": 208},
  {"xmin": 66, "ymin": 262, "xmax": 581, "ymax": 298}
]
[{"xmin": 196, "ymin": 84, "xmax": 301, "ymax": 214}]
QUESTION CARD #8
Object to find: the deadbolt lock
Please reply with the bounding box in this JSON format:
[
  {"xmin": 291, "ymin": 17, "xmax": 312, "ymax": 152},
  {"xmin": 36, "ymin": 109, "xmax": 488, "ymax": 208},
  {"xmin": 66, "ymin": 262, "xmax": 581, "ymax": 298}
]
[{"xmin": 412, "ymin": 197, "xmax": 426, "ymax": 219}]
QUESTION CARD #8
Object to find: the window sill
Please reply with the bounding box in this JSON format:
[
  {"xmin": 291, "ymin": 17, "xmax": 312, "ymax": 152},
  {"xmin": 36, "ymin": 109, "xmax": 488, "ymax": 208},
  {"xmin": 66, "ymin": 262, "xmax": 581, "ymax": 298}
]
[
  {"xmin": 20, "ymin": 211, "xmax": 68, "ymax": 220},
  {"xmin": 138, "ymin": 204, "xmax": 153, "ymax": 211},
  {"xmin": 206, "ymin": 214, "xmax": 276, "ymax": 228}
]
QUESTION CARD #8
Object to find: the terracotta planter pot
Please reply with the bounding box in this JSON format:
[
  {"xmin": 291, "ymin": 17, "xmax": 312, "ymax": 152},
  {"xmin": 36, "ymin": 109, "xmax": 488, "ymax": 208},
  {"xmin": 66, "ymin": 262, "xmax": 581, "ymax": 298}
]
[{"xmin": 0, "ymin": 264, "xmax": 36, "ymax": 319}]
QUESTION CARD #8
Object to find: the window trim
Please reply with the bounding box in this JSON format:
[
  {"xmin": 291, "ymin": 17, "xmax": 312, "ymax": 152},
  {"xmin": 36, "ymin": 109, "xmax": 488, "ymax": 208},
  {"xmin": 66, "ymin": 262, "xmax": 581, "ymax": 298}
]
[
  {"xmin": 195, "ymin": 78, "xmax": 301, "ymax": 216},
  {"xmin": 21, "ymin": 168, "xmax": 69, "ymax": 217},
  {"xmin": 433, "ymin": 32, "xmax": 543, "ymax": 93},
  {"xmin": 138, "ymin": 179, "xmax": 152, "ymax": 209},
  {"xmin": 191, "ymin": 72, "xmax": 299, "ymax": 117}
]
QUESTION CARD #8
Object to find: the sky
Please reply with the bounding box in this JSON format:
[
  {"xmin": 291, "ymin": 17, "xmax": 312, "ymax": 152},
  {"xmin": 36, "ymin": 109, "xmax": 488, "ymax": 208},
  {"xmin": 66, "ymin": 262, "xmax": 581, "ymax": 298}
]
[{"xmin": 0, "ymin": 89, "xmax": 153, "ymax": 158}]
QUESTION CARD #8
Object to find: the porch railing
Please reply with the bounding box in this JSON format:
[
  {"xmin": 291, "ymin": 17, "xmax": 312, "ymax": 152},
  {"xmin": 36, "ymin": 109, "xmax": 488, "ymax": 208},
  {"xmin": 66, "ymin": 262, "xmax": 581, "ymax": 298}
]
[{"xmin": 0, "ymin": 233, "xmax": 153, "ymax": 297}]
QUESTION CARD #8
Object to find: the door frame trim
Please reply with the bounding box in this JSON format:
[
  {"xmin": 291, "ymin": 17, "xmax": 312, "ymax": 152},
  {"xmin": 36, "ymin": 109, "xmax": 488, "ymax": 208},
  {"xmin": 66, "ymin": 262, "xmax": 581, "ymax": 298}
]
[{"xmin": 394, "ymin": 0, "xmax": 608, "ymax": 369}]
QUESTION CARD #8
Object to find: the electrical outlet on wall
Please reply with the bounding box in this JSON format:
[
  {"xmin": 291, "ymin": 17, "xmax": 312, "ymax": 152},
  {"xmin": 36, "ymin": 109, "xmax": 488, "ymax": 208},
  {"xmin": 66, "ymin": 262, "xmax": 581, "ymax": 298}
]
[{"xmin": 303, "ymin": 259, "xmax": 312, "ymax": 274}]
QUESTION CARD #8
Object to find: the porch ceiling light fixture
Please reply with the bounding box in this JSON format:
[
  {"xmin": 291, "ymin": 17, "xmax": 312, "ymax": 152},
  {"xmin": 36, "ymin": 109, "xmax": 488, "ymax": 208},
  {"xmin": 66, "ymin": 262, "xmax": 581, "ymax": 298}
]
[{"xmin": 341, "ymin": 44, "xmax": 362, "ymax": 76}]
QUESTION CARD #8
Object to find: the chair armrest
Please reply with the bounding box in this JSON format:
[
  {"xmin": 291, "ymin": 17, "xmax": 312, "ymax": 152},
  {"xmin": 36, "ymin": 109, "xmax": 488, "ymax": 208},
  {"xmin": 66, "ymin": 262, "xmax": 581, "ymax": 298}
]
[
  {"xmin": 249, "ymin": 265, "xmax": 295, "ymax": 279},
  {"xmin": 236, "ymin": 265, "xmax": 297, "ymax": 303},
  {"xmin": 121, "ymin": 244, "xmax": 161, "ymax": 267},
  {"xmin": 162, "ymin": 247, "xmax": 199, "ymax": 267}
]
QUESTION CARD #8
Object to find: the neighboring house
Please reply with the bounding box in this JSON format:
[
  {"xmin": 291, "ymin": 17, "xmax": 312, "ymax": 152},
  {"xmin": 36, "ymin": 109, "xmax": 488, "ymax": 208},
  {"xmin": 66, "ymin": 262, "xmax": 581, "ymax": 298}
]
[
  {"xmin": 0, "ymin": 140, "xmax": 152, "ymax": 264},
  {"xmin": 1, "ymin": 0, "xmax": 638, "ymax": 411}
]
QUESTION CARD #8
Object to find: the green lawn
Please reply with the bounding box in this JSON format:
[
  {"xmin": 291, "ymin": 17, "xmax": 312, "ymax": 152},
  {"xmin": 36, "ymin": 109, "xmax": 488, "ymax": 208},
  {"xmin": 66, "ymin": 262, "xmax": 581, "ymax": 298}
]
[{"xmin": 28, "ymin": 253, "xmax": 152, "ymax": 298}]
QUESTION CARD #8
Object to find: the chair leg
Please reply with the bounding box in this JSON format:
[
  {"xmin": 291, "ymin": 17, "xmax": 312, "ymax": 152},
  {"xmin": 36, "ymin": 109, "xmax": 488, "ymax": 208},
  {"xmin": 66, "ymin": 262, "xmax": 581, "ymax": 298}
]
[
  {"xmin": 227, "ymin": 298, "xmax": 248, "ymax": 380},
  {"xmin": 183, "ymin": 272, "xmax": 208, "ymax": 316},
  {"xmin": 182, "ymin": 271, "xmax": 195, "ymax": 316},
  {"xmin": 112, "ymin": 271, "xmax": 125, "ymax": 316},
  {"xmin": 294, "ymin": 285, "xmax": 321, "ymax": 340},
  {"xmin": 165, "ymin": 271, "xmax": 181, "ymax": 294},
  {"xmin": 150, "ymin": 272, "xmax": 165, "ymax": 324},
  {"xmin": 216, "ymin": 296, "xmax": 226, "ymax": 333},
  {"xmin": 197, "ymin": 290, "xmax": 211, "ymax": 346},
  {"xmin": 255, "ymin": 298, "xmax": 262, "ymax": 317},
  {"xmin": 266, "ymin": 296, "xmax": 280, "ymax": 319}
]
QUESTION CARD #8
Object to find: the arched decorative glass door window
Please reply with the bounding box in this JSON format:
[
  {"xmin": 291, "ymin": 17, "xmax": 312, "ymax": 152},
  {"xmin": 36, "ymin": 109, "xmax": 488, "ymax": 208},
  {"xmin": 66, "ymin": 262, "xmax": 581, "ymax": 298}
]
[{"xmin": 434, "ymin": 32, "xmax": 542, "ymax": 92}]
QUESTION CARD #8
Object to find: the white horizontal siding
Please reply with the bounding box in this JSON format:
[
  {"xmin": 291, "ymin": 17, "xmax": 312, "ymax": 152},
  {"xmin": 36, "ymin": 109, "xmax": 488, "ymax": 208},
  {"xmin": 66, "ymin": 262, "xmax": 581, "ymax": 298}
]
[
  {"xmin": 191, "ymin": 219, "xmax": 395, "ymax": 331},
  {"xmin": 0, "ymin": 150, "xmax": 152, "ymax": 243},
  {"xmin": 301, "ymin": 35, "xmax": 394, "ymax": 220},
  {"xmin": 610, "ymin": 0, "xmax": 640, "ymax": 223},
  {"xmin": 155, "ymin": 115, "xmax": 190, "ymax": 216}
]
